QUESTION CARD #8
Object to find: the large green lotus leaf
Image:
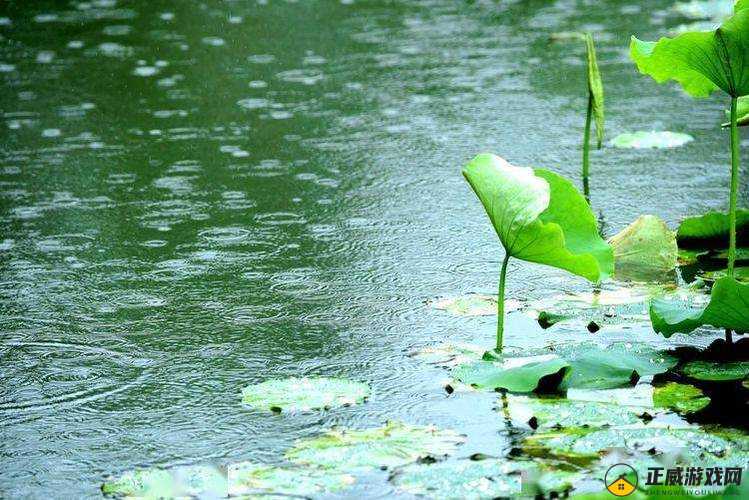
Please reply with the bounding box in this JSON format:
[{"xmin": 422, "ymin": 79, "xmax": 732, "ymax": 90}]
[
  {"xmin": 611, "ymin": 131, "xmax": 694, "ymax": 149},
  {"xmin": 738, "ymin": 0, "xmax": 749, "ymax": 12},
  {"xmin": 677, "ymin": 209, "xmax": 749, "ymax": 248},
  {"xmin": 508, "ymin": 396, "xmax": 642, "ymax": 429},
  {"xmin": 631, "ymin": 8, "xmax": 749, "ymax": 98},
  {"xmin": 549, "ymin": 342, "xmax": 677, "ymax": 389},
  {"xmin": 585, "ymin": 33, "xmax": 605, "ymax": 148},
  {"xmin": 285, "ymin": 422, "xmax": 465, "ymax": 470},
  {"xmin": 609, "ymin": 215, "xmax": 678, "ymax": 280},
  {"xmin": 681, "ymin": 360, "xmax": 749, "ymax": 381},
  {"xmin": 652, "ymin": 382, "xmax": 711, "ymax": 413},
  {"xmin": 102, "ymin": 465, "xmax": 227, "ymax": 499},
  {"xmin": 462, "ymin": 154, "xmax": 613, "ymax": 282},
  {"xmin": 452, "ymin": 355, "xmax": 571, "ymax": 393},
  {"xmin": 650, "ymin": 277, "xmax": 749, "ymax": 336},
  {"xmin": 228, "ymin": 462, "xmax": 354, "ymax": 497},
  {"xmin": 241, "ymin": 377, "xmax": 370, "ymax": 413}
]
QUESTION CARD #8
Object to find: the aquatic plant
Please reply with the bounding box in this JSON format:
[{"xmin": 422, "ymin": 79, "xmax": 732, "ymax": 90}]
[
  {"xmin": 631, "ymin": 2, "xmax": 749, "ymax": 342},
  {"xmin": 551, "ymin": 32, "xmax": 604, "ymax": 201},
  {"xmin": 462, "ymin": 154, "xmax": 613, "ymax": 355},
  {"xmin": 580, "ymin": 34, "xmax": 604, "ymax": 203}
]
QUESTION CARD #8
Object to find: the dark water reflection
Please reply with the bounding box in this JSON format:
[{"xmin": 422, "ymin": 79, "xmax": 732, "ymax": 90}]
[{"xmin": 0, "ymin": 0, "xmax": 746, "ymax": 497}]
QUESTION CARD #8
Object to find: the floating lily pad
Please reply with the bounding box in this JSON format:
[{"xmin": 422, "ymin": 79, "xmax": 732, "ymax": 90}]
[
  {"xmin": 285, "ymin": 422, "xmax": 465, "ymax": 471},
  {"xmin": 390, "ymin": 459, "xmax": 523, "ymax": 499},
  {"xmin": 611, "ymin": 131, "xmax": 693, "ymax": 149},
  {"xmin": 698, "ymin": 267, "xmax": 749, "ymax": 283},
  {"xmin": 527, "ymin": 426, "xmax": 738, "ymax": 462},
  {"xmin": 650, "ymin": 277, "xmax": 749, "ymax": 336},
  {"xmin": 228, "ymin": 462, "xmax": 354, "ymax": 497},
  {"xmin": 452, "ymin": 355, "xmax": 571, "ymax": 393},
  {"xmin": 102, "ymin": 465, "xmax": 227, "ymax": 498},
  {"xmin": 681, "ymin": 360, "xmax": 749, "ymax": 381},
  {"xmin": 241, "ymin": 377, "xmax": 370, "ymax": 412},
  {"xmin": 431, "ymin": 294, "xmax": 521, "ymax": 316},
  {"xmin": 653, "ymin": 382, "xmax": 710, "ymax": 413},
  {"xmin": 410, "ymin": 342, "xmax": 485, "ymax": 367},
  {"xmin": 391, "ymin": 458, "xmax": 577, "ymax": 499},
  {"xmin": 677, "ymin": 210, "xmax": 749, "ymax": 249},
  {"xmin": 609, "ymin": 215, "xmax": 678, "ymax": 280},
  {"xmin": 509, "ymin": 396, "xmax": 642, "ymax": 429},
  {"xmin": 548, "ymin": 342, "xmax": 677, "ymax": 389},
  {"xmin": 528, "ymin": 286, "xmax": 656, "ymax": 329}
]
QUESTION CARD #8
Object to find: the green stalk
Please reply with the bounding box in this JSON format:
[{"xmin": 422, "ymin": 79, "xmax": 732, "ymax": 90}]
[
  {"xmin": 582, "ymin": 92, "xmax": 593, "ymax": 203},
  {"xmin": 728, "ymin": 96, "xmax": 740, "ymax": 277},
  {"xmin": 496, "ymin": 253, "xmax": 510, "ymax": 352},
  {"xmin": 725, "ymin": 96, "xmax": 740, "ymax": 346}
]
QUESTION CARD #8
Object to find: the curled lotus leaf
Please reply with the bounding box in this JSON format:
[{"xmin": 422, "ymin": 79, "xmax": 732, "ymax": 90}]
[
  {"xmin": 631, "ymin": 7, "xmax": 749, "ymax": 98},
  {"xmin": 611, "ymin": 131, "xmax": 694, "ymax": 149},
  {"xmin": 241, "ymin": 377, "xmax": 370, "ymax": 413},
  {"xmin": 676, "ymin": 210, "xmax": 749, "ymax": 249},
  {"xmin": 608, "ymin": 215, "xmax": 678, "ymax": 280},
  {"xmin": 462, "ymin": 154, "xmax": 613, "ymax": 282},
  {"xmin": 649, "ymin": 277, "xmax": 749, "ymax": 336},
  {"xmin": 285, "ymin": 421, "xmax": 465, "ymax": 471}
]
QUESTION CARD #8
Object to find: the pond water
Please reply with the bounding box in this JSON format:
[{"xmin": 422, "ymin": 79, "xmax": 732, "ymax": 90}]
[{"xmin": 0, "ymin": 0, "xmax": 746, "ymax": 498}]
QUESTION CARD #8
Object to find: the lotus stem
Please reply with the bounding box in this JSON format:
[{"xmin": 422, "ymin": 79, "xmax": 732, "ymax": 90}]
[
  {"xmin": 728, "ymin": 96, "xmax": 740, "ymax": 277},
  {"xmin": 496, "ymin": 253, "xmax": 511, "ymax": 352},
  {"xmin": 582, "ymin": 92, "xmax": 593, "ymax": 203}
]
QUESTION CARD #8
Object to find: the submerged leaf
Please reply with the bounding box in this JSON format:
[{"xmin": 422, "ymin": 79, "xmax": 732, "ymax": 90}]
[
  {"xmin": 462, "ymin": 154, "xmax": 613, "ymax": 282},
  {"xmin": 650, "ymin": 277, "xmax": 749, "ymax": 336},
  {"xmin": 584, "ymin": 33, "xmax": 605, "ymax": 148},
  {"xmin": 652, "ymin": 382, "xmax": 711, "ymax": 413},
  {"xmin": 228, "ymin": 462, "xmax": 354, "ymax": 497},
  {"xmin": 241, "ymin": 377, "xmax": 370, "ymax": 412},
  {"xmin": 286, "ymin": 422, "xmax": 465, "ymax": 470},
  {"xmin": 681, "ymin": 360, "xmax": 749, "ymax": 381},
  {"xmin": 611, "ymin": 131, "xmax": 693, "ymax": 149},
  {"xmin": 452, "ymin": 355, "xmax": 571, "ymax": 393},
  {"xmin": 630, "ymin": 8, "xmax": 749, "ymax": 98},
  {"xmin": 676, "ymin": 209, "xmax": 749, "ymax": 248},
  {"xmin": 410, "ymin": 342, "xmax": 485, "ymax": 368},
  {"xmin": 431, "ymin": 294, "xmax": 521, "ymax": 316},
  {"xmin": 609, "ymin": 215, "xmax": 678, "ymax": 279},
  {"xmin": 102, "ymin": 465, "xmax": 227, "ymax": 499}
]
